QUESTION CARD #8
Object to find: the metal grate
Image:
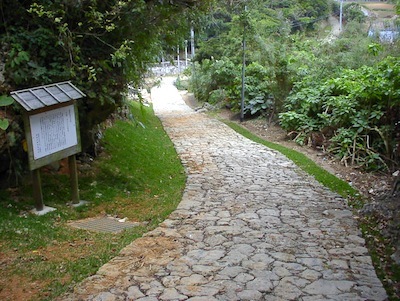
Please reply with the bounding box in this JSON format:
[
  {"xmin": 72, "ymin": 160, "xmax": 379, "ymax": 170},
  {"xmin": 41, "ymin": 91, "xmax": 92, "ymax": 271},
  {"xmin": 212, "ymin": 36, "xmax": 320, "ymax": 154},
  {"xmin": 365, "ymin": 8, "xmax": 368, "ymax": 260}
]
[
  {"xmin": 11, "ymin": 81, "xmax": 85, "ymax": 111},
  {"xmin": 69, "ymin": 217, "xmax": 140, "ymax": 233}
]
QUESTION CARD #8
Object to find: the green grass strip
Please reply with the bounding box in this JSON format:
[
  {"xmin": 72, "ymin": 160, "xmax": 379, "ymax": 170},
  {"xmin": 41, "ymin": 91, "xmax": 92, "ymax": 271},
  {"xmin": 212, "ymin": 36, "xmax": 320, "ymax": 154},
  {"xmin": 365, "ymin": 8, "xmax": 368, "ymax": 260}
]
[{"xmin": 223, "ymin": 120, "xmax": 360, "ymax": 201}]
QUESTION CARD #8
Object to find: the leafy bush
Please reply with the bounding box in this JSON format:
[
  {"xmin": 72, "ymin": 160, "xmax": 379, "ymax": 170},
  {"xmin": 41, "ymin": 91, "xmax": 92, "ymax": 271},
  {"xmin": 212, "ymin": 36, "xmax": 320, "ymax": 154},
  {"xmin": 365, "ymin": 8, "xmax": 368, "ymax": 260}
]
[
  {"xmin": 0, "ymin": 96, "xmax": 14, "ymax": 131},
  {"xmin": 344, "ymin": 3, "xmax": 366, "ymax": 23},
  {"xmin": 189, "ymin": 58, "xmax": 241, "ymax": 105},
  {"xmin": 242, "ymin": 62, "xmax": 274, "ymax": 116},
  {"xmin": 209, "ymin": 89, "xmax": 228, "ymax": 105},
  {"xmin": 174, "ymin": 77, "xmax": 189, "ymax": 91},
  {"xmin": 189, "ymin": 60, "xmax": 214, "ymax": 102},
  {"xmin": 244, "ymin": 95, "xmax": 273, "ymax": 116},
  {"xmin": 190, "ymin": 58, "xmax": 276, "ymax": 116},
  {"xmin": 280, "ymin": 56, "xmax": 400, "ymax": 171}
]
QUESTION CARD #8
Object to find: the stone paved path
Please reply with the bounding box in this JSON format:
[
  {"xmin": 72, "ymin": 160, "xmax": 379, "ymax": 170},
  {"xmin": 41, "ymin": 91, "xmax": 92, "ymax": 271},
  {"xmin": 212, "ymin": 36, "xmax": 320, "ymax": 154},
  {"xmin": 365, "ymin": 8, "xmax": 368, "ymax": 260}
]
[{"xmin": 59, "ymin": 77, "xmax": 387, "ymax": 301}]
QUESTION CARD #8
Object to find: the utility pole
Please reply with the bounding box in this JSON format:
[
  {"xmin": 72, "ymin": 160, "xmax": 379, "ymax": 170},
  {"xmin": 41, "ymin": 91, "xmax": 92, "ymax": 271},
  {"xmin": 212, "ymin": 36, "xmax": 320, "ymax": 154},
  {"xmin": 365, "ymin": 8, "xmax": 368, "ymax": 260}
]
[
  {"xmin": 191, "ymin": 26, "xmax": 197, "ymax": 94},
  {"xmin": 339, "ymin": 0, "xmax": 343, "ymax": 31},
  {"xmin": 177, "ymin": 45, "xmax": 180, "ymax": 73},
  {"xmin": 190, "ymin": 27, "xmax": 195, "ymax": 59},
  {"xmin": 240, "ymin": 5, "xmax": 247, "ymax": 122},
  {"xmin": 185, "ymin": 40, "xmax": 188, "ymax": 67}
]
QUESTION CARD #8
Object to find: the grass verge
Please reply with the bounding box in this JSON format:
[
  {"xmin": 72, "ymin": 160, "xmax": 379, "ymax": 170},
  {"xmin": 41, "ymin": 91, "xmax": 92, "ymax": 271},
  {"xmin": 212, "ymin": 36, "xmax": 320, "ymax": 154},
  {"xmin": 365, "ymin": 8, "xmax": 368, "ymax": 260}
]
[{"xmin": 0, "ymin": 101, "xmax": 185, "ymax": 301}]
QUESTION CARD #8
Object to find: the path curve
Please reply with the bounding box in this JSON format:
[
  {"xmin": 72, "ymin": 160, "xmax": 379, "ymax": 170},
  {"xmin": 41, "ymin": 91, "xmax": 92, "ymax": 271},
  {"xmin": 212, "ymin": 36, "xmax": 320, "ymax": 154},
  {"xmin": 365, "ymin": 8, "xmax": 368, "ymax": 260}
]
[
  {"xmin": 324, "ymin": 16, "xmax": 341, "ymax": 44},
  {"xmin": 59, "ymin": 77, "xmax": 387, "ymax": 301}
]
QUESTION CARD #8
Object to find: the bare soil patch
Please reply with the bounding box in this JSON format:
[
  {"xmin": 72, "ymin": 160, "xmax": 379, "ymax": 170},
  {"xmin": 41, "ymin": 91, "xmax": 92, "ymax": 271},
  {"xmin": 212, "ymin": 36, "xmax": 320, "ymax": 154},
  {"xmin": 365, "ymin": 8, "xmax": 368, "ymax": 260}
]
[
  {"xmin": 0, "ymin": 275, "xmax": 46, "ymax": 301},
  {"xmin": 0, "ymin": 238, "xmax": 101, "ymax": 301},
  {"xmin": 362, "ymin": 2, "xmax": 397, "ymax": 19},
  {"xmin": 363, "ymin": 3, "xmax": 396, "ymax": 11},
  {"xmin": 57, "ymin": 236, "xmax": 181, "ymax": 300}
]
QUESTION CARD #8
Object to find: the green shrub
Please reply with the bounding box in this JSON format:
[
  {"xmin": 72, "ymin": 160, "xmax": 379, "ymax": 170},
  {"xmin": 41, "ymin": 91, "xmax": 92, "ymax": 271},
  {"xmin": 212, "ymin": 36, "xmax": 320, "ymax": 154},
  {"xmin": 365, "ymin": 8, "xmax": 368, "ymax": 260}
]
[{"xmin": 280, "ymin": 56, "xmax": 400, "ymax": 171}]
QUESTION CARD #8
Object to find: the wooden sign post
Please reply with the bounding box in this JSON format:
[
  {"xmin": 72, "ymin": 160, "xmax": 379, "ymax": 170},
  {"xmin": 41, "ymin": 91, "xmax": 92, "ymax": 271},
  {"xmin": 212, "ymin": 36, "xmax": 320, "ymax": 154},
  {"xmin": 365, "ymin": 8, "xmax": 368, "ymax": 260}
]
[{"xmin": 11, "ymin": 81, "xmax": 85, "ymax": 213}]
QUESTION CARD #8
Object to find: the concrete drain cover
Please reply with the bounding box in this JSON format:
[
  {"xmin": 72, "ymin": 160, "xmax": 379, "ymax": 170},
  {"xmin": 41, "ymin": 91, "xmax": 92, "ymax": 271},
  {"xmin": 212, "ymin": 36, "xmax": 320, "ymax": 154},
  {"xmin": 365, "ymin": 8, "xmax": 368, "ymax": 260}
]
[{"xmin": 69, "ymin": 217, "xmax": 140, "ymax": 233}]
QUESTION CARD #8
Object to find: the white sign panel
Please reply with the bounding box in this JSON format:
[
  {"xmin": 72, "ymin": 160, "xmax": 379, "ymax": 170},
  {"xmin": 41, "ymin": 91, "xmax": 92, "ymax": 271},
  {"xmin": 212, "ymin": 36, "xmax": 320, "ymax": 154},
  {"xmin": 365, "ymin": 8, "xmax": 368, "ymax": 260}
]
[{"xmin": 29, "ymin": 105, "xmax": 78, "ymax": 160}]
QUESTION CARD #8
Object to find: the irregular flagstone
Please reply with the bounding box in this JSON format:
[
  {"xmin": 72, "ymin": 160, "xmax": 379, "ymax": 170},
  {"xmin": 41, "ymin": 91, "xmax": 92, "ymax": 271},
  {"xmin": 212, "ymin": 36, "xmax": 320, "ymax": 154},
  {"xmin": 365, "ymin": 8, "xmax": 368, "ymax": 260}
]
[
  {"xmin": 236, "ymin": 289, "xmax": 263, "ymax": 300},
  {"xmin": 303, "ymin": 279, "xmax": 355, "ymax": 295},
  {"xmin": 57, "ymin": 77, "xmax": 387, "ymax": 301},
  {"xmin": 126, "ymin": 286, "xmax": 145, "ymax": 299},
  {"xmin": 159, "ymin": 287, "xmax": 188, "ymax": 300}
]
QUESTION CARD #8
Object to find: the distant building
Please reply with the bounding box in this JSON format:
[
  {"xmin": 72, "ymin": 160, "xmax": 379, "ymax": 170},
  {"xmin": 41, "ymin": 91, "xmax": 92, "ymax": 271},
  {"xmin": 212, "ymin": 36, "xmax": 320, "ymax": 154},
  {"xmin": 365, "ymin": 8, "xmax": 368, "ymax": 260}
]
[{"xmin": 368, "ymin": 20, "xmax": 399, "ymax": 43}]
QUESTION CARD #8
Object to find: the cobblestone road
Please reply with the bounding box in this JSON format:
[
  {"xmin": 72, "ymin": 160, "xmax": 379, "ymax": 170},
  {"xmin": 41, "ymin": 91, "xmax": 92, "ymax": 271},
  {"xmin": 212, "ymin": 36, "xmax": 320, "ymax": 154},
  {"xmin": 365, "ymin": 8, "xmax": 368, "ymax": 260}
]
[{"xmin": 59, "ymin": 77, "xmax": 387, "ymax": 300}]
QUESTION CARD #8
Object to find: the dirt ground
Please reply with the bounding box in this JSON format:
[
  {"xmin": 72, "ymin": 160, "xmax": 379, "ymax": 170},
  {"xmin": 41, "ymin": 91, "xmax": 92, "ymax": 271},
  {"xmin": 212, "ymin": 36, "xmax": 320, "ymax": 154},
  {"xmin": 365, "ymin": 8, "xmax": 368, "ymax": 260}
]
[
  {"xmin": 363, "ymin": 2, "xmax": 396, "ymax": 12},
  {"xmin": 362, "ymin": 2, "xmax": 397, "ymax": 19}
]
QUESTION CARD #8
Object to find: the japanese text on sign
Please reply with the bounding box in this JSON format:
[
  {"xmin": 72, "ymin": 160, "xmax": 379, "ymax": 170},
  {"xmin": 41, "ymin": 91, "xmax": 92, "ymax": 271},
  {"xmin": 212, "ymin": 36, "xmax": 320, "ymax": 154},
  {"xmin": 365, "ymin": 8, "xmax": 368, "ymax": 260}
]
[{"xmin": 29, "ymin": 105, "xmax": 78, "ymax": 160}]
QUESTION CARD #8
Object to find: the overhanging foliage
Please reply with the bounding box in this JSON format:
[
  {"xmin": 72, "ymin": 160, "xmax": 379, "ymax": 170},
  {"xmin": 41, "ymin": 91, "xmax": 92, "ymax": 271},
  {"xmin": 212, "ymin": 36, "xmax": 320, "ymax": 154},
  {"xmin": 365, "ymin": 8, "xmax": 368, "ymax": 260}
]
[{"xmin": 0, "ymin": 0, "xmax": 211, "ymax": 182}]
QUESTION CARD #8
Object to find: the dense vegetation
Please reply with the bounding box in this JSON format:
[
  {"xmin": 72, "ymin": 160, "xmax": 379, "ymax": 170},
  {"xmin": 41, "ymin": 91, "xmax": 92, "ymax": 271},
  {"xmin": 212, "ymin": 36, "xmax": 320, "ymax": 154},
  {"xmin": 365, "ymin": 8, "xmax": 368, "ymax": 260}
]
[
  {"xmin": 1, "ymin": 0, "xmax": 398, "ymax": 179},
  {"xmin": 189, "ymin": 0, "xmax": 400, "ymax": 172},
  {"xmin": 0, "ymin": 0, "xmax": 210, "ymax": 184}
]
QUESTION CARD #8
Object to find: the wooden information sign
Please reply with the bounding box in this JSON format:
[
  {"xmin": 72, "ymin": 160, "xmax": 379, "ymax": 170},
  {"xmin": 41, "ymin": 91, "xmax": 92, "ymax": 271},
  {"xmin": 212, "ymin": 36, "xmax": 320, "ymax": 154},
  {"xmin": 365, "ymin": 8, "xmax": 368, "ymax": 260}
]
[
  {"xmin": 24, "ymin": 103, "xmax": 81, "ymax": 170},
  {"xmin": 11, "ymin": 81, "xmax": 85, "ymax": 213}
]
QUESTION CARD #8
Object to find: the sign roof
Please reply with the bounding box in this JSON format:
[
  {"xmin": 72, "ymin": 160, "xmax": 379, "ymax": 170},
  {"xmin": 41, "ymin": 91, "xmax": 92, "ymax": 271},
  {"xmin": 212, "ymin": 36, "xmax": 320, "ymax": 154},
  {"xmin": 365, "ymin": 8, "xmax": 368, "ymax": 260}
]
[{"xmin": 10, "ymin": 81, "xmax": 85, "ymax": 111}]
